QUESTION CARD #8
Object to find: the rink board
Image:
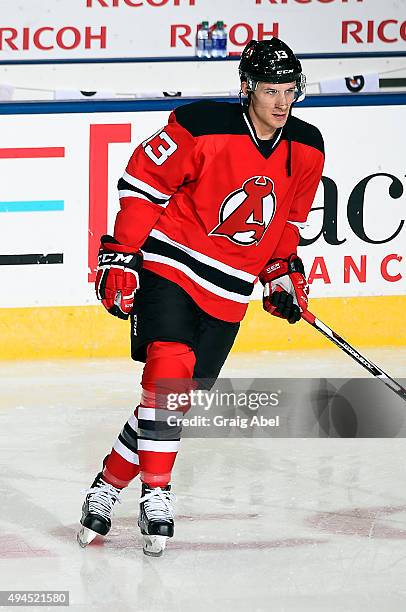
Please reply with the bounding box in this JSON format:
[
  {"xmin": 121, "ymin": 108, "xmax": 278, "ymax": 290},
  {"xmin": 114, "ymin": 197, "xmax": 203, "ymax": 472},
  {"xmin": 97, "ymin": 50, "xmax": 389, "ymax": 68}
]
[
  {"xmin": 0, "ymin": 95, "xmax": 404, "ymax": 358},
  {"xmin": 0, "ymin": 296, "xmax": 405, "ymax": 360},
  {"xmin": 1, "ymin": 0, "xmax": 405, "ymax": 60}
]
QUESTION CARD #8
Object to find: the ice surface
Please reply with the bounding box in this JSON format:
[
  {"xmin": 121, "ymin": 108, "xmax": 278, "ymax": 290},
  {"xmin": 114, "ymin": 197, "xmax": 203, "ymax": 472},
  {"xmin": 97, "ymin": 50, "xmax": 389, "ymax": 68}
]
[{"xmin": 0, "ymin": 349, "xmax": 406, "ymax": 611}]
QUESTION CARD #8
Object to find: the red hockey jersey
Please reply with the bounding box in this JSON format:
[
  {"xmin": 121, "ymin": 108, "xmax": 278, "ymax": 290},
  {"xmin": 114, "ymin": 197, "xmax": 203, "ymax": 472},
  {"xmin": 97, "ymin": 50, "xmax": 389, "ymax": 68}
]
[{"xmin": 114, "ymin": 101, "xmax": 324, "ymax": 322}]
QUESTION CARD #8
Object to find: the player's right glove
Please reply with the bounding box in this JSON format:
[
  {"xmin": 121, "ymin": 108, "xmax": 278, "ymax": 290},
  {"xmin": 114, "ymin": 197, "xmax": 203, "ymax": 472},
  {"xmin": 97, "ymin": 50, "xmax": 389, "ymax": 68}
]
[
  {"xmin": 259, "ymin": 254, "xmax": 308, "ymax": 324},
  {"xmin": 95, "ymin": 234, "xmax": 143, "ymax": 320}
]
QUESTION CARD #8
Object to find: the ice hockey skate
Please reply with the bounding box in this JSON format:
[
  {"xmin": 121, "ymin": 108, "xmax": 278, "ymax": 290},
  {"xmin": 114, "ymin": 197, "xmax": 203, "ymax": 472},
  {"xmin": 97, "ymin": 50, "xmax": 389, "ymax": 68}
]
[
  {"xmin": 138, "ymin": 483, "xmax": 175, "ymax": 557},
  {"xmin": 77, "ymin": 472, "xmax": 122, "ymax": 547}
]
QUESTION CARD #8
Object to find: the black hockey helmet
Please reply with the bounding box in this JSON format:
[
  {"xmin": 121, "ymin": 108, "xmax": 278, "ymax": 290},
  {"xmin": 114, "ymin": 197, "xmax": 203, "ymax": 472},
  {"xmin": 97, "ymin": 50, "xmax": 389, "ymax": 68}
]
[{"xmin": 239, "ymin": 38, "xmax": 306, "ymax": 101}]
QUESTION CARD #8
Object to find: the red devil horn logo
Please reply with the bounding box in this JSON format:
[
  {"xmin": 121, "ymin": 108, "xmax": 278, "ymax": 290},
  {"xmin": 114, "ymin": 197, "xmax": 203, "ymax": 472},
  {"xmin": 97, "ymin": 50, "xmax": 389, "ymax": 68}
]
[{"xmin": 211, "ymin": 176, "xmax": 276, "ymax": 245}]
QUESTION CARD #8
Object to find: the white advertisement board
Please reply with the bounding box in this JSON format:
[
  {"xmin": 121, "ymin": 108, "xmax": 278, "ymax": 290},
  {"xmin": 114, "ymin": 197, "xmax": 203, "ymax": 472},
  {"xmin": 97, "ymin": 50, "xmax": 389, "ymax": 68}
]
[
  {"xmin": 0, "ymin": 0, "xmax": 405, "ymax": 60},
  {"xmin": 0, "ymin": 100, "xmax": 404, "ymax": 308}
]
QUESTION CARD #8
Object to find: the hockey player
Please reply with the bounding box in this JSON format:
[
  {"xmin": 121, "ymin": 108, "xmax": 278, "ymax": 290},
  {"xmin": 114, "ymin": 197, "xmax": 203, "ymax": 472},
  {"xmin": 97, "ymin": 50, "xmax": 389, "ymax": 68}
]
[{"xmin": 78, "ymin": 38, "xmax": 324, "ymax": 556}]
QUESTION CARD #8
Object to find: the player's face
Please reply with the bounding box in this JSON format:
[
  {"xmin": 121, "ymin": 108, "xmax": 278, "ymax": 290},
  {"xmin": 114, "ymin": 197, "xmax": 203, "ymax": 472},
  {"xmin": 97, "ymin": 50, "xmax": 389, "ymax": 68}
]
[{"xmin": 242, "ymin": 81, "xmax": 296, "ymax": 135}]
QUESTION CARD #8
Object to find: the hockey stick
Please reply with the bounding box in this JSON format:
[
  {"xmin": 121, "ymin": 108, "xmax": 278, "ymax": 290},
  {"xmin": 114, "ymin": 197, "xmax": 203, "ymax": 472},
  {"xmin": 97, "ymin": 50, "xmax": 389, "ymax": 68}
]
[{"xmin": 301, "ymin": 310, "xmax": 406, "ymax": 402}]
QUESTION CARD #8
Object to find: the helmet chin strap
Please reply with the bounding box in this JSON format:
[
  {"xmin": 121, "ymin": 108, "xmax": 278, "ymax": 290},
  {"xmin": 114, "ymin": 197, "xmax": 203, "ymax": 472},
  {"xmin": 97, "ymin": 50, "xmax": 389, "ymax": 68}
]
[
  {"xmin": 239, "ymin": 76, "xmax": 257, "ymax": 106},
  {"xmin": 247, "ymin": 77, "xmax": 258, "ymax": 92},
  {"xmin": 239, "ymin": 89, "xmax": 252, "ymax": 107},
  {"xmin": 295, "ymin": 73, "xmax": 307, "ymax": 103}
]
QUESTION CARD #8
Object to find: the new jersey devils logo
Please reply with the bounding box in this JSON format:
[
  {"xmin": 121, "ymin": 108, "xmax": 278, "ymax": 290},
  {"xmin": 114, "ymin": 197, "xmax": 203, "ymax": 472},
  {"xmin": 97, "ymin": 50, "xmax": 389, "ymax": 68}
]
[{"xmin": 210, "ymin": 176, "xmax": 276, "ymax": 246}]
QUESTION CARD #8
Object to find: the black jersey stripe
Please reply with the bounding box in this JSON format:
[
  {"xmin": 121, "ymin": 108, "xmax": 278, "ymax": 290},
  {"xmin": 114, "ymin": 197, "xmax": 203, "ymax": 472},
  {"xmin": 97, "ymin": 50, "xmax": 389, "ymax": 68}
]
[
  {"xmin": 142, "ymin": 236, "xmax": 254, "ymax": 297},
  {"xmin": 282, "ymin": 116, "xmax": 325, "ymax": 155},
  {"xmin": 175, "ymin": 101, "xmax": 324, "ymax": 155},
  {"xmin": 175, "ymin": 101, "xmax": 247, "ymax": 136},
  {"xmin": 117, "ymin": 178, "xmax": 168, "ymax": 205}
]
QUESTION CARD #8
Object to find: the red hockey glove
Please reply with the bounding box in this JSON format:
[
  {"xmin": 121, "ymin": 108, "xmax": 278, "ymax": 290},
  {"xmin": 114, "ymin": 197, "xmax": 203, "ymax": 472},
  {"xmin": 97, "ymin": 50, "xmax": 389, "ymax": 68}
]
[
  {"xmin": 259, "ymin": 254, "xmax": 308, "ymax": 324},
  {"xmin": 95, "ymin": 235, "xmax": 143, "ymax": 320}
]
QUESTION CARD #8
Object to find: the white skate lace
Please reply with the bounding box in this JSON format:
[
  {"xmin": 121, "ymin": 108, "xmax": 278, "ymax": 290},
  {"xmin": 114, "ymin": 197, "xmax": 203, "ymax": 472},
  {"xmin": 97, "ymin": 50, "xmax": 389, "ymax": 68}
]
[
  {"xmin": 81, "ymin": 482, "xmax": 121, "ymax": 520},
  {"xmin": 140, "ymin": 487, "xmax": 175, "ymax": 522}
]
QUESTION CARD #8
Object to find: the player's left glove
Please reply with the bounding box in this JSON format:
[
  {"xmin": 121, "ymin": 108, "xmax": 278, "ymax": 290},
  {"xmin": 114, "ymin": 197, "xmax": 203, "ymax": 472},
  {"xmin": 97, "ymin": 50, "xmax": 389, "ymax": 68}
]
[
  {"xmin": 259, "ymin": 254, "xmax": 308, "ymax": 324},
  {"xmin": 95, "ymin": 234, "xmax": 143, "ymax": 320}
]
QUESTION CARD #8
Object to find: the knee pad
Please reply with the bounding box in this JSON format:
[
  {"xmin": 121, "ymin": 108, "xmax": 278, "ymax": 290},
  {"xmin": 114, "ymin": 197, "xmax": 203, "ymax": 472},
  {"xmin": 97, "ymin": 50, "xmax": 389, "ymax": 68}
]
[{"xmin": 141, "ymin": 341, "xmax": 196, "ymax": 407}]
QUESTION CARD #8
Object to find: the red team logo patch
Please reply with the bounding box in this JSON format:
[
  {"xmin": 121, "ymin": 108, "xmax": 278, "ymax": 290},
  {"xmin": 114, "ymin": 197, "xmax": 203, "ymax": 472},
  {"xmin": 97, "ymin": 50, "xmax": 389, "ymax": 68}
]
[{"xmin": 210, "ymin": 175, "xmax": 277, "ymax": 246}]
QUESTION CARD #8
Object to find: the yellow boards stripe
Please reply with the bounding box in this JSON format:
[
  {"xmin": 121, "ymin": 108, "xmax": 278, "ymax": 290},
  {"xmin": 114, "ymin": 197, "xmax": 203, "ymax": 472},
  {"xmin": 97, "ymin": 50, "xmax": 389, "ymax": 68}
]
[{"xmin": 0, "ymin": 296, "xmax": 404, "ymax": 360}]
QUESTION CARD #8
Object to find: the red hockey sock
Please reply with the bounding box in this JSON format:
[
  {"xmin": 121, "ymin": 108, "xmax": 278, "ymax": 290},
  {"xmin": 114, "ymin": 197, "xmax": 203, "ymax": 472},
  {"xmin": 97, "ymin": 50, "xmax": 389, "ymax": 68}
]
[{"xmin": 138, "ymin": 341, "xmax": 196, "ymax": 487}]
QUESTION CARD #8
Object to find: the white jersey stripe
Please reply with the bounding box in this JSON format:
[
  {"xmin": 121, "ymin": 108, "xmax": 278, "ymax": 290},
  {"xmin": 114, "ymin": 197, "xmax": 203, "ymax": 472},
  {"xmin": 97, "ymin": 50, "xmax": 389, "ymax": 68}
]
[
  {"xmin": 272, "ymin": 129, "xmax": 283, "ymax": 149},
  {"xmin": 122, "ymin": 171, "xmax": 171, "ymax": 201},
  {"xmin": 287, "ymin": 220, "xmax": 307, "ymax": 229},
  {"xmin": 113, "ymin": 439, "xmax": 139, "ymax": 464},
  {"xmin": 243, "ymin": 113, "xmax": 259, "ymax": 146},
  {"xmin": 142, "ymin": 251, "xmax": 252, "ymax": 304},
  {"xmin": 118, "ymin": 190, "xmax": 169, "ymax": 208},
  {"xmin": 149, "ymin": 228, "xmax": 256, "ymax": 283},
  {"xmin": 243, "ymin": 114, "xmax": 282, "ymax": 150}
]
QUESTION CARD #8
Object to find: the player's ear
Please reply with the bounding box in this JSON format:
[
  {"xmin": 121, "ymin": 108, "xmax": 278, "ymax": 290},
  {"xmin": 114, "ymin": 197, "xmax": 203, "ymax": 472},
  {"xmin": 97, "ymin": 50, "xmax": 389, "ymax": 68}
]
[{"xmin": 240, "ymin": 81, "xmax": 249, "ymax": 96}]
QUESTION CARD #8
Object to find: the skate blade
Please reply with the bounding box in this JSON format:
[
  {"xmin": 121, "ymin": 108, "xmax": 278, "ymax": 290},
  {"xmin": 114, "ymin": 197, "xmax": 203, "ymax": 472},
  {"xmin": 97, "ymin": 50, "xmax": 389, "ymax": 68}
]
[
  {"xmin": 77, "ymin": 526, "xmax": 99, "ymax": 548},
  {"xmin": 142, "ymin": 534, "xmax": 168, "ymax": 557}
]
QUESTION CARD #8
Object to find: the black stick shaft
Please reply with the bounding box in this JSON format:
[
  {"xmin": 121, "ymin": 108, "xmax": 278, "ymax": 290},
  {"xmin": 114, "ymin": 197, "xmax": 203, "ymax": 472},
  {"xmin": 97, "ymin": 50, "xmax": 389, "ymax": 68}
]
[{"xmin": 301, "ymin": 310, "xmax": 406, "ymax": 402}]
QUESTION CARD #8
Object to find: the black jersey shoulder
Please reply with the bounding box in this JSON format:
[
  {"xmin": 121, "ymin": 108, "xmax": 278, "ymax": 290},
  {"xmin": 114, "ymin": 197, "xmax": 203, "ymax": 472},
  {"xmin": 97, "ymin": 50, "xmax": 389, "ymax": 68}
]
[
  {"xmin": 174, "ymin": 101, "xmax": 246, "ymax": 136},
  {"xmin": 286, "ymin": 115, "xmax": 324, "ymax": 155}
]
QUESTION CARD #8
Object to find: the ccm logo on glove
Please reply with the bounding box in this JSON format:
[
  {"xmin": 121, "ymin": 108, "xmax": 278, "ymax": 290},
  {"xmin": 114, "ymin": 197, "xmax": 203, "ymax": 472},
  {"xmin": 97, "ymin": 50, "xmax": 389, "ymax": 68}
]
[
  {"xmin": 95, "ymin": 234, "xmax": 143, "ymax": 320},
  {"xmin": 99, "ymin": 252, "xmax": 138, "ymax": 265}
]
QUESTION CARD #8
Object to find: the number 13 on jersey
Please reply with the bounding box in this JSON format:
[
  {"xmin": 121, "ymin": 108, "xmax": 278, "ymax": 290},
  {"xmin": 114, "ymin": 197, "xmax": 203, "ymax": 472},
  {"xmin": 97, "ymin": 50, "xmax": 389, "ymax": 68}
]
[{"xmin": 143, "ymin": 130, "xmax": 178, "ymax": 166}]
